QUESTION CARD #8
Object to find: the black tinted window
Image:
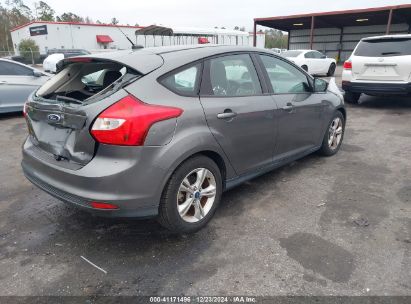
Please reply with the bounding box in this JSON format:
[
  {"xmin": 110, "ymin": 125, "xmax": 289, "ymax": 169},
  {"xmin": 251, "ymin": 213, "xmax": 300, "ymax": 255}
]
[
  {"xmin": 204, "ymin": 54, "xmax": 262, "ymax": 96},
  {"xmin": 282, "ymin": 51, "xmax": 302, "ymax": 58},
  {"xmin": 304, "ymin": 52, "xmax": 314, "ymax": 58},
  {"xmin": 0, "ymin": 61, "xmax": 33, "ymax": 76},
  {"xmin": 259, "ymin": 55, "xmax": 310, "ymax": 94},
  {"xmin": 312, "ymin": 51, "xmax": 324, "ymax": 59},
  {"xmin": 354, "ymin": 38, "xmax": 411, "ymax": 57},
  {"xmin": 161, "ymin": 64, "xmax": 200, "ymax": 96}
]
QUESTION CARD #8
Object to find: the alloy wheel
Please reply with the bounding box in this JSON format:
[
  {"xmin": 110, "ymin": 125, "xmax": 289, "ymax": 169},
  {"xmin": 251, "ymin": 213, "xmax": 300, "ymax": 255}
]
[
  {"xmin": 328, "ymin": 117, "xmax": 343, "ymax": 150},
  {"xmin": 177, "ymin": 168, "xmax": 217, "ymax": 223}
]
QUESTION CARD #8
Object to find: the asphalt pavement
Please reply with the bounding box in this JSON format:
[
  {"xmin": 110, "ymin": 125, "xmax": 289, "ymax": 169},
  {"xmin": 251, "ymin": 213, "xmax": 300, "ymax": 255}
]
[{"xmin": 0, "ymin": 70, "xmax": 410, "ymax": 296}]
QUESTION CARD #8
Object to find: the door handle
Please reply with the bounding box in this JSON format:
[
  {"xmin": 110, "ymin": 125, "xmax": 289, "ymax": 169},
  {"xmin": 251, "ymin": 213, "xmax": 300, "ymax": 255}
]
[
  {"xmin": 217, "ymin": 110, "xmax": 237, "ymax": 120},
  {"xmin": 0, "ymin": 81, "xmax": 7, "ymax": 84},
  {"xmin": 282, "ymin": 102, "xmax": 294, "ymax": 112}
]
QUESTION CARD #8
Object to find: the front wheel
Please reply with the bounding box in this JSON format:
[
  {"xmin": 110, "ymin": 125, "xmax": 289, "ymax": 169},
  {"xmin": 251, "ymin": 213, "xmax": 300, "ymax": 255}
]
[
  {"xmin": 318, "ymin": 111, "xmax": 345, "ymax": 156},
  {"xmin": 158, "ymin": 156, "xmax": 222, "ymax": 234}
]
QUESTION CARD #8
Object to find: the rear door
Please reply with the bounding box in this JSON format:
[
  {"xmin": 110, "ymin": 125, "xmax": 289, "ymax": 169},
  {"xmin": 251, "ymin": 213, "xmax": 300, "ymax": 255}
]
[
  {"xmin": 352, "ymin": 37, "xmax": 411, "ymax": 82},
  {"xmin": 303, "ymin": 51, "xmax": 316, "ymax": 74},
  {"xmin": 199, "ymin": 53, "xmax": 277, "ymax": 175},
  {"xmin": 257, "ymin": 54, "xmax": 324, "ymax": 159},
  {"xmin": 0, "ymin": 61, "xmax": 46, "ymax": 112},
  {"xmin": 311, "ymin": 51, "xmax": 328, "ymax": 74}
]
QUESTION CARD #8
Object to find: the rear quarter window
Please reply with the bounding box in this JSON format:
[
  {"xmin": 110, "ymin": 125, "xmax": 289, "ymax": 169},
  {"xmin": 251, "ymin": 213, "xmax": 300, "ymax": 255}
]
[
  {"xmin": 160, "ymin": 64, "xmax": 201, "ymax": 96},
  {"xmin": 354, "ymin": 38, "xmax": 411, "ymax": 57}
]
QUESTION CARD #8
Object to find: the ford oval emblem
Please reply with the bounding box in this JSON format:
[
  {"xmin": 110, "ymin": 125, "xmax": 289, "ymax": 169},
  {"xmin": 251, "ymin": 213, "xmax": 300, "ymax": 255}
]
[{"xmin": 47, "ymin": 114, "xmax": 61, "ymax": 122}]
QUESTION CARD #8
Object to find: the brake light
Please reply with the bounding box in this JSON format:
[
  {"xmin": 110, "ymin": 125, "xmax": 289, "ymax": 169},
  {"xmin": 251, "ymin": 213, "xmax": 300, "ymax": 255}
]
[
  {"xmin": 343, "ymin": 61, "xmax": 352, "ymax": 70},
  {"xmin": 69, "ymin": 57, "xmax": 92, "ymax": 63},
  {"xmin": 90, "ymin": 201, "xmax": 119, "ymax": 210},
  {"xmin": 91, "ymin": 95, "xmax": 183, "ymax": 146}
]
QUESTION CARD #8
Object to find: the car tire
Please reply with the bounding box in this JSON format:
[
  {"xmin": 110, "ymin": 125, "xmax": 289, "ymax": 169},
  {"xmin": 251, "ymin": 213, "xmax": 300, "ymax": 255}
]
[
  {"xmin": 327, "ymin": 63, "xmax": 336, "ymax": 76},
  {"xmin": 344, "ymin": 92, "xmax": 361, "ymax": 104},
  {"xmin": 318, "ymin": 111, "xmax": 345, "ymax": 157},
  {"xmin": 301, "ymin": 65, "xmax": 308, "ymax": 72},
  {"xmin": 158, "ymin": 155, "xmax": 222, "ymax": 234}
]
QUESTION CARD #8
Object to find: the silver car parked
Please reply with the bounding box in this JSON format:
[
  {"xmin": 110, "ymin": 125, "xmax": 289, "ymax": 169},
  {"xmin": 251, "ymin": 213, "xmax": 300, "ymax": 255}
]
[
  {"xmin": 22, "ymin": 45, "xmax": 346, "ymax": 233},
  {"xmin": 0, "ymin": 58, "xmax": 50, "ymax": 113}
]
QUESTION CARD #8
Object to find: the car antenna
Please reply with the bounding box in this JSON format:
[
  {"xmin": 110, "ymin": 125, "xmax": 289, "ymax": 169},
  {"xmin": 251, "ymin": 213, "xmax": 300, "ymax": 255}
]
[{"xmin": 116, "ymin": 26, "xmax": 143, "ymax": 50}]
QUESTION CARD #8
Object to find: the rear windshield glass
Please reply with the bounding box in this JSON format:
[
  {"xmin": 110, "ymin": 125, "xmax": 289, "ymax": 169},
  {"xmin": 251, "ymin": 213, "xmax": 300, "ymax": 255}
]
[
  {"xmin": 282, "ymin": 51, "xmax": 302, "ymax": 58},
  {"xmin": 354, "ymin": 38, "xmax": 411, "ymax": 57},
  {"xmin": 36, "ymin": 60, "xmax": 140, "ymax": 104}
]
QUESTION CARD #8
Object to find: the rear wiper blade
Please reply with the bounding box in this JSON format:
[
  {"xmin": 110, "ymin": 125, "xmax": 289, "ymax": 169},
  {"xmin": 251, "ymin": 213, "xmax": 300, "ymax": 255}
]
[
  {"xmin": 56, "ymin": 95, "xmax": 83, "ymax": 104},
  {"xmin": 381, "ymin": 52, "xmax": 401, "ymax": 55}
]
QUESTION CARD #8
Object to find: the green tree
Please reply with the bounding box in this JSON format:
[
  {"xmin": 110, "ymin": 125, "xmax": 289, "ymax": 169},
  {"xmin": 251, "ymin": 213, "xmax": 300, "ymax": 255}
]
[
  {"xmin": 18, "ymin": 38, "xmax": 39, "ymax": 63},
  {"xmin": 0, "ymin": 0, "xmax": 34, "ymax": 54},
  {"xmin": 111, "ymin": 17, "xmax": 119, "ymax": 25},
  {"xmin": 56, "ymin": 12, "xmax": 84, "ymax": 22},
  {"xmin": 36, "ymin": 1, "xmax": 54, "ymax": 21}
]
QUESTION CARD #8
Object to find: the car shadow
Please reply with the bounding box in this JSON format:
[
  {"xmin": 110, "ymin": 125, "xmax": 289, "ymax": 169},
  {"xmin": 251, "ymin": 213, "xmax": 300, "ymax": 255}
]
[
  {"xmin": 358, "ymin": 94, "xmax": 411, "ymax": 110},
  {"xmin": 0, "ymin": 112, "xmax": 23, "ymax": 120}
]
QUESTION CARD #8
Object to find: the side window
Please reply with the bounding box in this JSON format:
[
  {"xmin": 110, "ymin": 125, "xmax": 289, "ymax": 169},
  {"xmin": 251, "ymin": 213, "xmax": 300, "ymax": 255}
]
[
  {"xmin": 304, "ymin": 52, "xmax": 313, "ymax": 59},
  {"xmin": 0, "ymin": 61, "xmax": 33, "ymax": 76},
  {"xmin": 204, "ymin": 54, "xmax": 262, "ymax": 96},
  {"xmin": 313, "ymin": 51, "xmax": 324, "ymax": 59},
  {"xmin": 161, "ymin": 64, "xmax": 200, "ymax": 96},
  {"xmin": 259, "ymin": 55, "xmax": 311, "ymax": 94}
]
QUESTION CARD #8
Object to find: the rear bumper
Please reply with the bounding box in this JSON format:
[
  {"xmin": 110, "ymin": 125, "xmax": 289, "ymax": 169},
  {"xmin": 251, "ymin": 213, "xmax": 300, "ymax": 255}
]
[
  {"xmin": 21, "ymin": 137, "xmax": 167, "ymax": 218},
  {"xmin": 342, "ymin": 81, "xmax": 411, "ymax": 95}
]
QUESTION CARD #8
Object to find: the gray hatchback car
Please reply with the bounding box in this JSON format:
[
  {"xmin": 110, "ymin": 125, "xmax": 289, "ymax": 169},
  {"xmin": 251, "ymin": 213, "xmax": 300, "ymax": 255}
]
[{"xmin": 22, "ymin": 45, "xmax": 345, "ymax": 233}]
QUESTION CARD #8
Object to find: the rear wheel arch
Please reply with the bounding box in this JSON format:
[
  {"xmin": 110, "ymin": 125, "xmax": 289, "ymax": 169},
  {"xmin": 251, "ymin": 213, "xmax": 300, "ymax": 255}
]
[
  {"xmin": 197, "ymin": 151, "xmax": 227, "ymax": 189},
  {"xmin": 160, "ymin": 148, "xmax": 229, "ymax": 198}
]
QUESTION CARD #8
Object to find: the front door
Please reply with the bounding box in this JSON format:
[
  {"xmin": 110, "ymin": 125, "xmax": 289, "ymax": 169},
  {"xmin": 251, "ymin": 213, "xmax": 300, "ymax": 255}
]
[
  {"xmin": 257, "ymin": 54, "xmax": 324, "ymax": 160},
  {"xmin": 199, "ymin": 53, "xmax": 277, "ymax": 175}
]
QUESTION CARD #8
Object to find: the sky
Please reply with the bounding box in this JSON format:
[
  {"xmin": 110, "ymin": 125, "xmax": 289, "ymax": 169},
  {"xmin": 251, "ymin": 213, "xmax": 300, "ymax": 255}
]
[{"xmin": 24, "ymin": 0, "xmax": 410, "ymax": 30}]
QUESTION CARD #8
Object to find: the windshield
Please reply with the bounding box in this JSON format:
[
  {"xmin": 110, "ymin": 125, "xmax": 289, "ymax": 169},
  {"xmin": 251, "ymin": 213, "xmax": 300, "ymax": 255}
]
[
  {"xmin": 282, "ymin": 51, "xmax": 302, "ymax": 58},
  {"xmin": 354, "ymin": 38, "xmax": 411, "ymax": 57}
]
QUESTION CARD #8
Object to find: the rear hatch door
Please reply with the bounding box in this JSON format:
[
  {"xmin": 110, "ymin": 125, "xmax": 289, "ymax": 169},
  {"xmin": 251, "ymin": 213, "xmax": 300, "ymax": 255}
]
[
  {"xmin": 25, "ymin": 52, "xmax": 163, "ymax": 169},
  {"xmin": 352, "ymin": 37, "xmax": 411, "ymax": 82}
]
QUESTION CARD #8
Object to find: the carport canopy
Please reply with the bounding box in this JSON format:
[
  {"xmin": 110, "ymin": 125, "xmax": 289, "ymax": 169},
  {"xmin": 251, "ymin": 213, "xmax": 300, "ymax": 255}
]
[
  {"xmin": 253, "ymin": 4, "xmax": 411, "ymax": 48},
  {"xmin": 135, "ymin": 25, "xmax": 173, "ymax": 36}
]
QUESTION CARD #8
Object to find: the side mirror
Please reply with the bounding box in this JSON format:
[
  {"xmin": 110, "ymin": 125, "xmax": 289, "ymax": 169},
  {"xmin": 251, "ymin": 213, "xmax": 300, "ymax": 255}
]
[
  {"xmin": 314, "ymin": 78, "xmax": 328, "ymax": 92},
  {"xmin": 33, "ymin": 70, "xmax": 43, "ymax": 77},
  {"xmin": 321, "ymin": 55, "xmax": 327, "ymax": 59}
]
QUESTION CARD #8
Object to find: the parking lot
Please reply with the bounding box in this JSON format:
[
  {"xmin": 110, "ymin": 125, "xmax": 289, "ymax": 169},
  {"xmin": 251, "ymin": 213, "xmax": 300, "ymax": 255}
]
[{"xmin": 1, "ymin": 65, "xmax": 410, "ymax": 296}]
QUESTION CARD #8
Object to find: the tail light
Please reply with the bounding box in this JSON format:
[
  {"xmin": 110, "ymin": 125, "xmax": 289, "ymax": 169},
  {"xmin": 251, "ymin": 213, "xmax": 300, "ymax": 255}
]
[
  {"xmin": 91, "ymin": 95, "xmax": 183, "ymax": 146},
  {"xmin": 343, "ymin": 61, "xmax": 352, "ymax": 70}
]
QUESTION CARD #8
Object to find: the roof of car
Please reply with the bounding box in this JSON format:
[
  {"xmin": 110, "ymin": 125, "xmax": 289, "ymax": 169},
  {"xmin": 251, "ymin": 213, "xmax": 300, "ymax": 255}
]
[
  {"xmin": 362, "ymin": 34, "xmax": 411, "ymax": 41},
  {"xmin": 72, "ymin": 45, "xmax": 271, "ymax": 74}
]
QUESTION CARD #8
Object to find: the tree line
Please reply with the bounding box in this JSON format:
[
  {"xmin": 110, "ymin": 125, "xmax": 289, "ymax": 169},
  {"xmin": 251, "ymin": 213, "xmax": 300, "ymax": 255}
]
[{"xmin": 0, "ymin": 0, "xmax": 125, "ymax": 53}]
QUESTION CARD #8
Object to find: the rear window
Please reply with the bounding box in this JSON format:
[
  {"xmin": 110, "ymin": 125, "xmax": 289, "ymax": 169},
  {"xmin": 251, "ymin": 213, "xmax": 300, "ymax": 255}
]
[
  {"xmin": 354, "ymin": 38, "xmax": 411, "ymax": 57},
  {"xmin": 282, "ymin": 51, "xmax": 302, "ymax": 58},
  {"xmin": 36, "ymin": 60, "xmax": 140, "ymax": 104}
]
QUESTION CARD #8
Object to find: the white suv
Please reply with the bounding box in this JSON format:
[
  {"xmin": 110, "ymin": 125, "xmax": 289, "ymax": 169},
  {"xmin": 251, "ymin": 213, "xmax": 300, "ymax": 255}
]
[{"xmin": 342, "ymin": 34, "xmax": 411, "ymax": 104}]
